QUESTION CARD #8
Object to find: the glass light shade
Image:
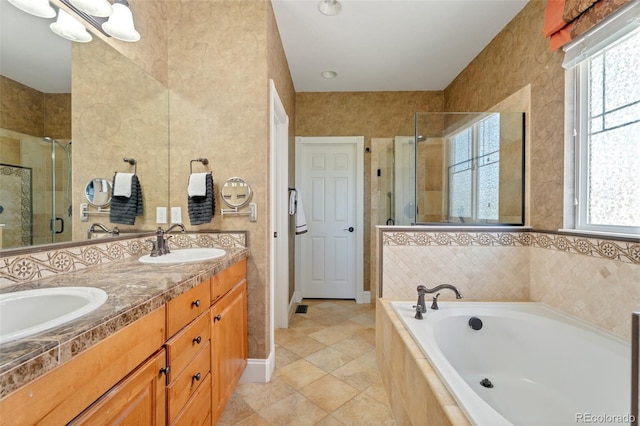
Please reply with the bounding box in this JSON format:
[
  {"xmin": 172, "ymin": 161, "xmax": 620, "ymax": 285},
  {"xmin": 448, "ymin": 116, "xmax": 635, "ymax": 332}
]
[
  {"xmin": 8, "ymin": 0, "xmax": 56, "ymax": 18},
  {"xmin": 68, "ymin": 0, "xmax": 112, "ymax": 17},
  {"xmin": 102, "ymin": 1, "xmax": 140, "ymax": 42},
  {"xmin": 50, "ymin": 9, "xmax": 92, "ymax": 43},
  {"xmin": 318, "ymin": 0, "xmax": 341, "ymax": 16}
]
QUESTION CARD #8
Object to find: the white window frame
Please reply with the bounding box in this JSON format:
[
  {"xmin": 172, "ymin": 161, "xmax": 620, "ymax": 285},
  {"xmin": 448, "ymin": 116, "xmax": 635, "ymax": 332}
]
[
  {"xmin": 563, "ymin": 2, "xmax": 640, "ymax": 238},
  {"xmin": 446, "ymin": 113, "xmax": 500, "ymax": 223}
]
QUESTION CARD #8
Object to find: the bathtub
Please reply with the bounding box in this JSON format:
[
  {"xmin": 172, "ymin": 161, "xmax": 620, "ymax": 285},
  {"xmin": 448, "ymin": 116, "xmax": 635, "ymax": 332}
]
[{"xmin": 389, "ymin": 301, "xmax": 631, "ymax": 426}]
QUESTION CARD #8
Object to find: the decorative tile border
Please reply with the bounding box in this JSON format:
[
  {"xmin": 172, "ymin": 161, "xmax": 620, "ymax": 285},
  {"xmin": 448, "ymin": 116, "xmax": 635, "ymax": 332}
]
[
  {"xmin": 380, "ymin": 228, "xmax": 639, "ymax": 265},
  {"xmin": 0, "ymin": 232, "xmax": 247, "ymax": 287}
]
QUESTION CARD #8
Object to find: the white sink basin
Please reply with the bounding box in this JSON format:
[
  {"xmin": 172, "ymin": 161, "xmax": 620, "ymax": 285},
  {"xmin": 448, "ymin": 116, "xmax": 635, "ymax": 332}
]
[
  {"xmin": 138, "ymin": 248, "xmax": 226, "ymax": 264},
  {"xmin": 0, "ymin": 287, "xmax": 108, "ymax": 344}
]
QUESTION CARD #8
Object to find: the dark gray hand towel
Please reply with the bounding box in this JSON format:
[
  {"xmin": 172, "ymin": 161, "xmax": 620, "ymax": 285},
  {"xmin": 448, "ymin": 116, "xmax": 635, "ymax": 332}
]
[
  {"xmin": 110, "ymin": 174, "xmax": 144, "ymax": 225},
  {"xmin": 188, "ymin": 173, "xmax": 214, "ymax": 225}
]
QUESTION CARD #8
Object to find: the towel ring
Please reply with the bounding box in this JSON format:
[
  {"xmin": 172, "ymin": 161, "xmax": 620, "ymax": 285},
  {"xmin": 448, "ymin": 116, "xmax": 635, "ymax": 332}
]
[
  {"xmin": 190, "ymin": 158, "xmax": 209, "ymax": 174},
  {"xmin": 123, "ymin": 157, "xmax": 137, "ymax": 175}
]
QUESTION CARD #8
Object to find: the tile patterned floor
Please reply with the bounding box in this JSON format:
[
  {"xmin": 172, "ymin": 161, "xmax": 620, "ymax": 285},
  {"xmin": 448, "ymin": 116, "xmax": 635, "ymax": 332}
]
[{"xmin": 217, "ymin": 299, "xmax": 395, "ymax": 425}]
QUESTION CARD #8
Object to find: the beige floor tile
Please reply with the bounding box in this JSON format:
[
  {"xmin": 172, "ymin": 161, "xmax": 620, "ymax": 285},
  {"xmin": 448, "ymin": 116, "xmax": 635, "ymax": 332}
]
[
  {"xmin": 275, "ymin": 327, "xmax": 306, "ymax": 345},
  {"xmin": 287, "ymin": 317, "xmax": 327, "ymax": 335},
  {"xmin": 314, "ymin": 414, "xmax": 346, "ymax": 425},
  {"xmin": 299, "ymin": 374, "xmax": 360, "ymax": 413},
  {"xmin": 275, "ymin": 344, "xmax": 301, "ymax": 370},
  {"xmin": 260, "ymin": 392, "xmax": 328, "ymax": 426},
  {"xmin": 349, "ymin": 312, "xmax": 376, "ymax": 328},
  {"xmin": 275, "ymin": 358, "xmax": 327, "ymax": 389},
  {"xmin": 305, "ymin": 347, "xmax": 355, "ymax": 373},
  {"xmin": 232, "ymin": 413, "xmax": 271, "ymax": 426},
  {"xmin": 363, "ymin": 380, "xmax": 391, "ymax": 406},
  {"xmin": 234, "ymin": 377, "xmax": 297, "ymax": 411},
  {"xmin": 308, "ymin": 321, "xmax": 366, "ymax": 346},
  {"xmin": 329, "ymin": 335, "xmax": 374, "ymax": 359},
  {"xmin": 331, "ymin": 351, "xmax": 381, "ymax": 391},
  {"xmin": 331, "ymin": 393, "xmax": 395, "ymax": 426},
  {"xmin": 216, "ymin": 391, "xmax": 255, "ymax": 426},
  {"xmin": 280, "ymin": 335, "xmax": 328, "ymax": 357}
]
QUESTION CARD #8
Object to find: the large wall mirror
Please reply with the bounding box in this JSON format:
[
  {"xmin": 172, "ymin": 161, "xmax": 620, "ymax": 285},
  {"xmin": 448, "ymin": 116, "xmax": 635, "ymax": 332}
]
[{"xmin": 0, "ymin": 0, "xmax": 169, "ymax": 251}]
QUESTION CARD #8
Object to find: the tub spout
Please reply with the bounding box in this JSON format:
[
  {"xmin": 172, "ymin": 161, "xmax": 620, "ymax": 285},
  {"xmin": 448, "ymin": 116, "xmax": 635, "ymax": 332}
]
[{"xmin": 415, "ymin": 284, "xmax": 463, "ymax": 316}]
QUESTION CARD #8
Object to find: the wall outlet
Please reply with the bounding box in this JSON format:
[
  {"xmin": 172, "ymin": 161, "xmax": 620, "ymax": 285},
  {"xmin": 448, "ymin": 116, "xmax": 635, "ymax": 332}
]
[
  {"xmin": 156, "ymin": 207, "xmax": 167, "ymax": 224},
  {"xmin": 171, "ymin": 207, "xmax": 182, "ymax": 224}
]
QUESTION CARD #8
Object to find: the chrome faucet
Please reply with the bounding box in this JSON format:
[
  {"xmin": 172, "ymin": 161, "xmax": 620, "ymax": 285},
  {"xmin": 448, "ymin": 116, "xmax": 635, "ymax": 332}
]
[
  {"xmin": 165, "ymin": 223, "xmax": 186, "ymax": 234},
  {"xmin": 414, "ymin": 284, "xmax": 463, "ymax": 319},
  {"xmin": 87, "ymin": 223, "xmax": 119, "ymax": 239}
]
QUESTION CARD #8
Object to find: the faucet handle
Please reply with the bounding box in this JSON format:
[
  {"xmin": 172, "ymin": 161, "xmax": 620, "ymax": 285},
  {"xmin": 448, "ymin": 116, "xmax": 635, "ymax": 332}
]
[
  {"xmin": 146, "ymin": 239, "xmax": 159, "ymax": 257},
  {"xmin": 430, "ymin": 293, "xmax": 441, "ymax": 310}
]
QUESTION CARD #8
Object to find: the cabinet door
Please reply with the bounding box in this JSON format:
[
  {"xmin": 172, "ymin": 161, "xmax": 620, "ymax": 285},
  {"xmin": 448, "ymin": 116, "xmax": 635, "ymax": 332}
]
[
  {"xmin": 70, "ymin": 349, "xmax": 167, "ymax": 425},
  {"xmin": 211, "ymin": 280, "xmax": 247, "ymax": 422}
]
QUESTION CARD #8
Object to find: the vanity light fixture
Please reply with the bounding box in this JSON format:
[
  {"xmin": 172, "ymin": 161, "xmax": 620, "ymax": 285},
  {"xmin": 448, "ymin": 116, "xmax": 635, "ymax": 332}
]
[
  {"xmin": 7, "ymin": 0, "xmax": 56, "ymax": 18},
  {"xmin": 68, "ymin": 0, "xmax": 112, "ymax": 17},
  {"xmin": 318, "ymin": 0, "xmax": 341, "ymax": 16},
  {"xmin": 102, "ymin": 0, "xmax": 140, "ymax": 42},
  {"xmin": 50, "ymin": 8, "xmax": 93, "ymax": 42}
]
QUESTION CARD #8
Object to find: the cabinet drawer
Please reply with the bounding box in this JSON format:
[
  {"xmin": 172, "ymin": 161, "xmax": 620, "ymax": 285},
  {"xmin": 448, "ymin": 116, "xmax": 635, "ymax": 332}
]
[
  {"xmin": 211, "ymin": 259, "xmax": 246, "ymax": 305},
  {"xmin": 167, "ymin": 341, "xmax": 211, "ymax": 423},
  {"xmin": 171, "ymin": 373, "xmax": 212, "ymax": 426},
  {"xmin": 165, "ymin": 311, "xmax": 211, "ymax": 383},
  {"xmin": 167, "ymin": 279, "xmax": 210, "ymax": 337}
]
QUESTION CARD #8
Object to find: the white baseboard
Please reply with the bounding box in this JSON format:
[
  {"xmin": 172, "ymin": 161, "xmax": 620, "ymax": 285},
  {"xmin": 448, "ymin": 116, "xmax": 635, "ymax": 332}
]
[
  {"xmin": 356, "ymin": 291, "xmax": 371, "ymax": 304},
  {"xmin": 288, "ymin": 290, "xmax": 303, "ymax": 318},
  {"xmin": 239, "ymin": 350, "xmax": 275, "ymax": 383}
]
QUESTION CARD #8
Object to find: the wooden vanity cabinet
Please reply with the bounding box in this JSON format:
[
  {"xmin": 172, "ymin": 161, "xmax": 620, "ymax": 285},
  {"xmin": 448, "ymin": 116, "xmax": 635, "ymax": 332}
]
[
  {"xmin": 211, "ymin": 260, "xmax": 248, "ymax": 424},
  {"xmin": 68, "ymin": 349, "xmax": 167, "ymax": 425}
]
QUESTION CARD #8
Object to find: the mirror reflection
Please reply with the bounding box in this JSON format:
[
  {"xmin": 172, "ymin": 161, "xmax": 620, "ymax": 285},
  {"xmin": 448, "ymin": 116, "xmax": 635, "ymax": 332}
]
[
  {"xmin": 220, "ymin": 177, "xmax": 252, "ymax": 208},
  {"xmin": 85, "ymin": 178, "xmax": 112, "ymax": 207},
  {"xmin": 388, "ymin": 112, "xmax": 525, "ymax": 226},
  {"xmin": 0, "ymin": 1, "xmax": 169, "ymax": 251}
]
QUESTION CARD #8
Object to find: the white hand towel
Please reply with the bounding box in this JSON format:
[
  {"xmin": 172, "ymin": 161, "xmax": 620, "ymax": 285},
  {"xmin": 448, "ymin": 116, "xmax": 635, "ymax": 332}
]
[
  {"xmin": 188, "ymin": 173, "xmax": 208, "ymax": 197},
  {"xmin": 295, "ymin": 191, "xmax": 308, "ymax": 235},
  {"xmin": 113, "ymin": 173, "xmax": 134, "ymax": 198},
  {"xmin": 289, "ymin": 189, "xmax": 296, "ymax": 215}
]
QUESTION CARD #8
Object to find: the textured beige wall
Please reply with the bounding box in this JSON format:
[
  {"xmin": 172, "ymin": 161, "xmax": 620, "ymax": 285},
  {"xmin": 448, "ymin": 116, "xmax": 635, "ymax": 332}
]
[
  {"xmin": 296, "ymin": 91, "xmax": 444, "ymax": 292},
  {"xmin": 444, "ymin": 1, "xmax": 564, "ymax": 231},
  {"xmin": 168, "ymin": 0, "xmax": 294, "ymax": 359}
]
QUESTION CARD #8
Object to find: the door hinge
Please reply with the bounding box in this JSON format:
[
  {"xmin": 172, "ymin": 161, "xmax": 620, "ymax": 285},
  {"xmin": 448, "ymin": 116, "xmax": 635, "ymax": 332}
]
[{"xmin": 274, "ymin": 232, "xmax": 277, "ymax": 238}]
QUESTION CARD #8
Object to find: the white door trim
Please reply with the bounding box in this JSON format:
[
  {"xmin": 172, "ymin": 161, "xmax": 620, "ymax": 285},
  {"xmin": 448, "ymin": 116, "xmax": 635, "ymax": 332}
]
[
  {"xmin": 268, "ymin": 80, "xmax": 289, "ymax": 381},
  {"xmin": 294, "ymin": 136, "xmax": 365, "ymax": 303}
]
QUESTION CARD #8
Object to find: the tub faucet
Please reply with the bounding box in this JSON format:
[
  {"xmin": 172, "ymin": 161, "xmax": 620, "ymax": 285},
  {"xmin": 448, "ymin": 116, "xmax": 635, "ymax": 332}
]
[{"xmin": 414, "ymin": 284, "xmax": 463, "ymax": 319}]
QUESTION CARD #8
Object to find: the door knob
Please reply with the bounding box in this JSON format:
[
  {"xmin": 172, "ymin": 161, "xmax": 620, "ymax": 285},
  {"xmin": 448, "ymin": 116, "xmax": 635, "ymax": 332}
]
[{"xmin": 344, "ymin": 227, "xmax": 354, "ymax": 232}]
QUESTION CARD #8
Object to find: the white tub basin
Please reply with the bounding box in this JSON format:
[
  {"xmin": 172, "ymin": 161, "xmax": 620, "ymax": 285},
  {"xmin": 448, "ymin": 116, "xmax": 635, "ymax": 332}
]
[
  {"xmin": 138, "ymin": 248, "xmax": 226, "ymax": 264},
  {"xmin": 0, "ymin": 287, "xmax": 108, "ymax": 344}
]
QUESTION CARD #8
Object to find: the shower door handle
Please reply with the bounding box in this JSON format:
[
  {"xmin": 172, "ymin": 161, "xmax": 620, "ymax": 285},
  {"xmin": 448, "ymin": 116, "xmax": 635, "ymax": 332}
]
[{"xmin": 50, "ymin": 217, "xmax": 64, "ymax": 234}]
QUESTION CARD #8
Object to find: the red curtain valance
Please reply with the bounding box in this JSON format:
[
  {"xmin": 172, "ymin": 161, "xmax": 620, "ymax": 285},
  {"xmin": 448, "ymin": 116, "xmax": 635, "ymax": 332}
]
[{"xmin": 543, "ymin": 0, "xmax": 631, "ymax": 51}]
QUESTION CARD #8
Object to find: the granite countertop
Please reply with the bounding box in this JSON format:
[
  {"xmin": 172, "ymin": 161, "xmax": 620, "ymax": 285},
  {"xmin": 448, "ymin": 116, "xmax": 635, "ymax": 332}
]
[{"xmin": 0, "ymin": 247, "xmax": 249, "ymax": 398}]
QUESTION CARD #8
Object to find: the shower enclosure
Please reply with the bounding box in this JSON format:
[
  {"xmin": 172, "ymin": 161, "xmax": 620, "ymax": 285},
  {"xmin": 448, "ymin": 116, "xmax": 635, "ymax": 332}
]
[
  {"xmin": 0, "ymin": 130, "xmax": 72, "ymax": 249},
  {"xmin": 380, "ymin": 112, "xmax": 525, "ymax": 226}
]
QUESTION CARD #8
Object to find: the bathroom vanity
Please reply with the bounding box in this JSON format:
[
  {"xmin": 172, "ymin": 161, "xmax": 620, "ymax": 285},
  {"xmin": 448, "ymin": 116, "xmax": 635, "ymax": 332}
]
[{"xmin": 0, "ymin": 248, "xmax": 248, "ymax": 425}]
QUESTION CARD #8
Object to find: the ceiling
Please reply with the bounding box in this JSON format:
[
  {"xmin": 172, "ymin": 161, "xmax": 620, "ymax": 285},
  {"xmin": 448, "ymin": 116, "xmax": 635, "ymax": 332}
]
[
  {"xmin": 271, "ymin": 0, "xmax": 529, "ymax": 92},
  {"xmin": 0, "ymin": 0, "xmax": 528, "ymax": 94}
]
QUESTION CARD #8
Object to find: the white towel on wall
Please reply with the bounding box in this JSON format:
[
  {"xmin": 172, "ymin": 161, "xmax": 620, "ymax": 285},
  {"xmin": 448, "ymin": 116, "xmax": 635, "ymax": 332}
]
[
  {"xmin": 113, "ymin": 173, "xmax": 134, "ymax": 198},
  {"xmin": 188, "ymin": 173, "xmax": 208, "ymax": 197},
  {"xmin": 295, "ymin": 191, "xmax": 308, "ymax": 235}
]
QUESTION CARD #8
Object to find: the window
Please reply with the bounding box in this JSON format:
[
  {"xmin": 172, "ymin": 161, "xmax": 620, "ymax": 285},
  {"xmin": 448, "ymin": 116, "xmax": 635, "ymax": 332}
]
[
  {"xmin": 448, "ymin": 114, "xmax": 500, "ymax": 222},
  {"xmin": 574, "ymin": 27, "xmax": 640, "ymax": 235}
]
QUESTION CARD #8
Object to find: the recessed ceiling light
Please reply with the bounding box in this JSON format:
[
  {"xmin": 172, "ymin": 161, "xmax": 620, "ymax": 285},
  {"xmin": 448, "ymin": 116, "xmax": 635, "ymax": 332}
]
[
  {"xmin": 321, "ymin": 70, "xmax": 338, "ymax": 79},
  {"xmin": 318, "ymin": 0, "xmax": 341, "ymax": 16}
]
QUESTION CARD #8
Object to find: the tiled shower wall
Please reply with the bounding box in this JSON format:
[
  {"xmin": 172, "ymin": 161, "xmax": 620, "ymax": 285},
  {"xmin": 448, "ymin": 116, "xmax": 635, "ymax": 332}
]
[{"xmin": 378, "ymin": 228, "xmax": 640, "ymax": 339}]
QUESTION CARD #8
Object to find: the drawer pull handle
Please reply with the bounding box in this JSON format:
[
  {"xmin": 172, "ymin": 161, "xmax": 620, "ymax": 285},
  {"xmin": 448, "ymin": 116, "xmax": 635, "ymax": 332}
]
[
  {"xmin": 214, "ymin": 314, "xmax": 222, "ymax": 322},
  {"xmin": 192, "ymin": 372, "xmax": 201, "ymax": 382},
  {"xmin": 193, "ymin": 336, "xmax": 202, "ymax": 344},
  {"xmin": 192, "ymin": 299, "xmax": 201, "ymax": 308},
  {"xmin": 159, "ymin": 366, "xmax": 171, "ymax": 376}
]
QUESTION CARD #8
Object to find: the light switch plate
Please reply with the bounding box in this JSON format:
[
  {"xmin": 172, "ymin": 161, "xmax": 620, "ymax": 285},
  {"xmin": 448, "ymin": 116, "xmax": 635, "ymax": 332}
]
[
  {"xmin": 156, "ymin": 207, "xmax": 167, "ymax": 224},
  {"xmin": 171, "ymin": 207, "xmax": 182, "ymax": 223}
]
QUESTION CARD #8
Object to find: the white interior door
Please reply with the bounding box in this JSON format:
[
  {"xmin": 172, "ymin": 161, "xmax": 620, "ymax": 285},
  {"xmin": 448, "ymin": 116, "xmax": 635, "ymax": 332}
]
[{"xmin": 295, "ymin": 136, "xmax": 363, "ymax": 300}]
